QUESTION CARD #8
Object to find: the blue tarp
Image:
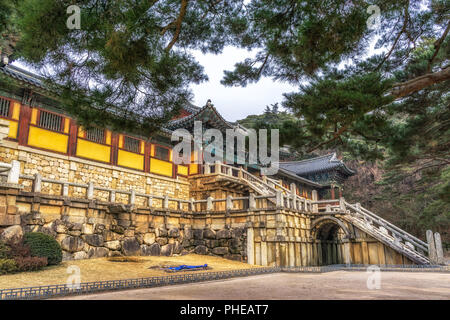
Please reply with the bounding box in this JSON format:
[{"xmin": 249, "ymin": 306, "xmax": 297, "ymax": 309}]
[{"xmin": 167, "ymin": 264, "xmax": 208, "ymax": 271}]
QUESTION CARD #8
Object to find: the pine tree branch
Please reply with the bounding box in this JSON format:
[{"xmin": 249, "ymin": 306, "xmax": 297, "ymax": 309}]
[
  {"xmin": 427, "ymin": 21, "xmax": 450, "ymax": 73},
  {"xmin": 390, "ymin": 65, "xmax": 450, "ymax": 98},
  {"xmin": 307, "ymin": 125, "xmax": 349, "ymax": 152},
  {"xmin": 165, "ymin": 0, "xmax": 189, "ymax": 51}
]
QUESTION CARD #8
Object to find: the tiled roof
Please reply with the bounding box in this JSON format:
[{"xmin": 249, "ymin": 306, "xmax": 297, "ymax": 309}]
[{"xmin": 279, "ymin": 153, "xmax": 355, "ymax": 176}]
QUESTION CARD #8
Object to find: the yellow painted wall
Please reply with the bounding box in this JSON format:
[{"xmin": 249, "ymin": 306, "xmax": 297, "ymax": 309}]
[
  {"xmin": 189, "ymin": 163, "xmax": 198, "ymax": 175},
  {"xmin": 12, "ymin": 103, "xmax": 20, "ymax": 120},
  {"xmin": 76, "ymin": 138, "xmax": 111, "ymax": 163},
  {"xmin": 28, "ymin": 126, "xmax": 68, "ymax": 153},
  {"xmin": 177, "ymin": 165, "xmax": 188, "ymax": 176},
  {"xmin": 117, "ymin": 149, "xmax": 144, "ymax": 171},
  {"xmin": 8, "ymin": 120, "xmax": 18, "ymax": 139},
  {"xmin": 150, "ymin": 158, "xmax": 173, "ymax": 177},
  {"xmin": 64, "ymin": 118, "xmax": 70, "ymax": 133},
  {"xmin": 30, "ymin": 108, "xmax": 38, "ymax": 125}
]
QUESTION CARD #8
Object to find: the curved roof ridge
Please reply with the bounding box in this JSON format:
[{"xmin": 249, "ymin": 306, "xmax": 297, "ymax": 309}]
[{"xmin": 280, "ymin": 153, "xmax": 335, "ymax": 164}]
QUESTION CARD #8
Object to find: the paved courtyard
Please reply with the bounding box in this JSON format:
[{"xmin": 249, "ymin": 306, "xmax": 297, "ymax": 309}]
[{"xmin": 58, "ymin": 271, "xmax": 450, "ymax": 300}]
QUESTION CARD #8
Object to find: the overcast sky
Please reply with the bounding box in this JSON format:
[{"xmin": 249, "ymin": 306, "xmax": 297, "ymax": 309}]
[{"xmin": 190, "ymin": 47, "xmax": 298, "ymax": 122}]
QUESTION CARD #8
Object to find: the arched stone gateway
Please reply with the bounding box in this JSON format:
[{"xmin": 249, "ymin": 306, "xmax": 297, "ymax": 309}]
[{"xmin": 311, "ymin": 216, "xmax": 353, "ymax": 265}]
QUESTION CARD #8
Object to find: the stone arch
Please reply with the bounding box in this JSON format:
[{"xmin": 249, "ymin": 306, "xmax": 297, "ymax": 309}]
[
  {"xmin": 310, "ymin": 216, "xmax": 352, "ymax": 239},
  {"xmin": 310, "ymin": 216, "xmax": 353, "ymax": 266}
]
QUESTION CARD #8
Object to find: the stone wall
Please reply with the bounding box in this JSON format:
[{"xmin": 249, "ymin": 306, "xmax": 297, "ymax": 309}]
[{"xmin": 0, "ymin": 142, "xmax": 189, "ymax": 206}]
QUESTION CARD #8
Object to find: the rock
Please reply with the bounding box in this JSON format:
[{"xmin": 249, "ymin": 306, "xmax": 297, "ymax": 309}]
[
  {"xmin": 149, "ymin": 243, "xmax": 161, "ymax": 256},
  {"xmin": 216, "ymin": 229, "xmax": 231, "ymax": 239},
  {"xmin": 183, "ymin": 227, "xmax": 193, "ymax": 240},
  {"xmin": 156, "ymin": 227, "xmax": 168, "ymax": 237},
  {"xmin": 54, "ymin": 221, "xmax": 68, "ymax": 234},
  {"xmin": 168, "ymin": 228, "xmax": 179, "ymax": 238},
  {"xmin": 68, "ymin": 230, "xmax": 82, "ymax": 237},
  {"xmin": 82, "ymin": 234, "xmax": 104, "ymax": 247},
  {"xmin": 62, "ymin": 251, "xmax": 73, "ymax": 261},
  {"xmin": 82, "ymin": 224, "xmax": 94, "ymax": 235},
  {"xmin": 143, "ymin": 233, "xmax": 156, "ymax": 245},
  {"xmin": 231, "ymin": 227, "xmax": 245, "ymax": 239},
  {"xmin": 124, "ymin": 229, "xmax": 135, "ymax": 237},
  {"xmin": 194, "ymin": 245, "xmax": 208, "ymax": 255},
  {"xmin": 108, "ymin": 251, "xmax": 123, "ymax": 257},
  {"xmin": 203, "ymin": 228, "xmax": 216, "ymax": 239},
  {"xmin": 193, "ymin": 229, "xmax": 203, "ymax": 240},
  {"xmin": 173, "ymin": 242, "xmax": 183, "ymax": 254},
  {"xmin": 103, "ymin": 230, "xmax": 121, "ymax": 241},
  {"xmin": 61, "ymin": 236, "xmax": 85, "ymax": 253},
  {"xmin": 73, "ymin": 251, "xmax": 88, "ymax": 260},
  {"xmin": 0, "ymin": 225, "xmax": 23, "ymax": 242},
  {"xmin": 94, "ymin": 224, "xmax": 106, "ymax": 234},
  {"xmin": 111, "ymin": 225, "xmax": 125, "ymax": 234},
  {"xmin": 156, "ymin": 237, "xmax": 168, "ymax": 246},
  {"xmin": 193, "ymin": 239, "xmax": 205, "ymax": 246},
  {"xmin": 104, "ymin": 240, "xmax": 121, "ymax": 250},
  {"xmin": 70, "ymin": 223, "xmax": 83, "ymax": 231},
  {"xmin": 88, "ymin": 247, "xmax": 109, "ymax": 258},
  {"xmin": 212, "ymin": 247, "xmax": 229, "ymax": 255},
  {"xmin": 205, "ymin": 239, "xmax": 219, "ymax": 248},
  {"xmin": 122, "ymin": 238, "xmax": 140, "ymax": 256},
  {"xmin": 161, "ymin": 244, "xmax": 173, "ymax": 256}
]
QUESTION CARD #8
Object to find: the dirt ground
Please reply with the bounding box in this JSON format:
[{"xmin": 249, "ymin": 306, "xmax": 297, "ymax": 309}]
[
  {"xmin": 0, "ymin": 254, "xmax": 257, "ymax": 289},
  {"xmin": 57, "ymin": 270, "xmax": 450, "ymax": 300}
]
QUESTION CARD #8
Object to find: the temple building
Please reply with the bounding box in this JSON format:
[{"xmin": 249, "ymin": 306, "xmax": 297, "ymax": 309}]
[{"xmin": 0, "ymin": 63, "xmax": 434, "ymax": 267}]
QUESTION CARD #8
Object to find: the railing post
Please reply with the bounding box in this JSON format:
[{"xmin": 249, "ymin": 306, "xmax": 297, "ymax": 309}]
[
  {"xmin": 204, "ymin": 163, "xmax": 211, "ymax": 174},
  {"xmin": 7, "ymin": 160, "xmax": 20, "ymax": 184},
  {"xmin": 434, "ymin": 232, "xmax": 444, "ymax": 265},
  {"xmin": 62, "ymin": 183, "xmax": 69, "ymax": 197},
  {"xmin": 33, "ymin": 173, "xmax": 42, "ymax": 193},
  {"xmin": 215, "ymin": 160, "xmax": 221, "ymax": 175},
  {"xmin": 110, "ymin": 190, "xmax": 116, "ymax": 203},
  {"xmin": 238, "ymin": 167, "xmax": 243, "ymax": 179},
  {"xmin": 339, "ymin": 197, "xmax": 346, "ymax": 211},
  {"xmin": 249, "ymin": 193, "xmax": 256, "ymax": 210},
  {"xmin": 163, "ymin": 195, "xmax": 169, "ymax": 209},
  {"xmin": 189, "ymin": 197, "xmax": 195, "ymax": 212},
  {"xmin": 311, "ymin": 190, "xmax": 318, "ymax": 213},
  {"xmin": 426, "ymin": 230, "xmax": 437, "ymax": 263},
  {"xmin": 226, "ymin": 195, "xmax": 233, "ymax": 211},
  {"xmin": 207, "ymin": 196, "xmax": 213, "ymax": 211},
  {"xmin": 129, "ymin": 190, "xmax": 135, "ymax": 205},
  {"xmin": 87, "ymin": 182, "xmax": 94, "ymax": 199},
  {"xmin": 276, "ymin": 191, "xmax": 283, "ymax": 208}
]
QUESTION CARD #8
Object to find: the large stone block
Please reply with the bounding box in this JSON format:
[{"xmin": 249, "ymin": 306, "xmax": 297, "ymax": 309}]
[
  {"xmin": 168, "ymin": 227, "xmax": 179, "ymax": 238},
  {"xmin": 141, "ymin": 243, "xmax": 160, "ymax": 256},
  {"xmin": 122, "ymin": 237, "xmax": 140, "ymax": 256},
  {"xmin": 105, "ymin": 240, "xmax": 121, "ymax": 251},
  {"xmin": 143, "ymin": 233, "xmax": 156, "ymax": 245},
  {"xmin": 82, "ymin": 234, "xmax": 104, "ymax": 247},
  {"xmin": 60, "ymin": 236, "xmax": 85, "ymax": 253},
  {"xmin": 0, "ymin": 225, "xmax": 23, "ymax": 242},
  {"xmin": 194, "ymin": 245, "xmax": 208, "ymax": 255},
  {"xmin": 88, "ymin": 247, "xmax": 109, "ymax": 258},
  {"xmin": 216, "ymin": 229, "xmax": 231, "ymax": 239},
  {"xmin": 161, "ymin": 244, "xmax": 173, "ymax": 256},
  {"xmin": 212, "ymin": 247, "xmax": 229, "ymax": 255},
  {"xmin": 203, "ymin": 228, "xmax": 216, "ymax": 239}
]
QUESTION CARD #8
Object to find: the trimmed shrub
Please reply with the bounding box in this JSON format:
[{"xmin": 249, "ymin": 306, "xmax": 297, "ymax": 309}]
[
  {"xmin": 14, "ymin": 256, "xmax": 48, "ymax": 272},
  {"xmin": 0, "ymin": 240, "xmax": 11, "ymax": 259},
  {"xmin": 24, "ymin": 232, "xmax": 62, "ymax": 265},
  {"xmin": 5, "ymin": 238, "xmax": 31, "ymax": 258},
  {"xmin": 0, "ymin": 258, "xmax": 17, "ymax": 274}
]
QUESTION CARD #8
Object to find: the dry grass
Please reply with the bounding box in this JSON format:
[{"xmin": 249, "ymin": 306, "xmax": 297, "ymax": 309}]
[{"xmin": 0, "ymin": 254, "xmax": 259, "ymax": 289}]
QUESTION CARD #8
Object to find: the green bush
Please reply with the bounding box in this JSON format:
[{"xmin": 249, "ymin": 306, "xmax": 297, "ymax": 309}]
[
  {"xmin": 0, "ymin": 258, "xmax": 18, "ymax": 274},
  {"xmin": 0, "ymin": 240, "xmax": 11, "ymax": 259},
  {"xmin": 23, "ymin": 232, "xmax": 62, "ymax": 265}
]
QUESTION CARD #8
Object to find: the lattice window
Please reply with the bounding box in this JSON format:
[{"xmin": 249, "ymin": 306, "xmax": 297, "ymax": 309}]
[
  {"xmin": 38, "ymin": 110, "xmax": 63, "ymax": 132},
  {"xmin": 0, "ymin": 97, "xmax": 11, "ymax": 118},
  {"xmin": 84, "ymin": 127, "xmax": 105, "ymax": 143},
  {"xmin": 123, "ymin": 136, "xmax": 140, "ymax": 153},
  {"xmin": 155, "ymin": 145, "xmax": 170, "ymax": 161}
]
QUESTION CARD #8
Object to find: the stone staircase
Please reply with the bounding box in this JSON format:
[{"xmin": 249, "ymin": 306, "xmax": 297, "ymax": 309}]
[{"xmin": 342, "ymin": 201, "xmax": 430, "ymax": 265}]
